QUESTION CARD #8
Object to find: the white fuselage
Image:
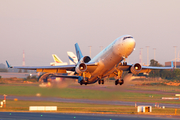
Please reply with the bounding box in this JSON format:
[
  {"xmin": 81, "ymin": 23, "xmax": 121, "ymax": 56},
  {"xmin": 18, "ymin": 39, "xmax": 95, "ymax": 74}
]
[
  {"xmin": 50, "ymin": 62, "xmax": 68, "ymax": 66},
  {"xmin": 88, "ymin": 35, "xmax": 136, "ymax": 83}
]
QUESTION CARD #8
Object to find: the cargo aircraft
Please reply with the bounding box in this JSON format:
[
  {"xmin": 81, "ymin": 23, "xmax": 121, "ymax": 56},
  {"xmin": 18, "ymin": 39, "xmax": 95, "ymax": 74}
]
[{"xmin": 6, "ymin": 35, "xmax": 174, "ymax": 85}]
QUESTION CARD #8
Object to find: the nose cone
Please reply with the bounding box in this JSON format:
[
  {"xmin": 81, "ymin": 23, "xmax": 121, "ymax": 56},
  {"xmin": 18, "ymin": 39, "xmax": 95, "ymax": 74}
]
[
  {"xmin": 122, "ymin": 38, "xmax": 136, "ymax": 57},
  {"xmin": 125, "ymin": 38, "xmax": 136, "ymax": 48},
  {"xmin": 114, "ymin": 36, "xmax": 136, "ymax": 57}
]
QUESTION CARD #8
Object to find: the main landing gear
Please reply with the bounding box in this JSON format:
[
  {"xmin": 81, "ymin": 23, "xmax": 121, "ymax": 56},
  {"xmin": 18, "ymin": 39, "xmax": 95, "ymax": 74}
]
[
  {"xmin": 114, "ymin": 68, "xmax": 124, "ymax": 85},
  {"xmin": 115, "ymin": 79, "xmax": 124, "ymax": 85},
  {"xmin": 80, "ymin": 80, "xmax": 88, "ymax": 85},
  {"xmin": 98, "ymin": 79, "xmax": 104, "ymax": 84}
]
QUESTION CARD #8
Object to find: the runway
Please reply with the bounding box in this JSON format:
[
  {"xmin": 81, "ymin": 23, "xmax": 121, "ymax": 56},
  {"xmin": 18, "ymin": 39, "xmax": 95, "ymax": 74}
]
[
  {"xmin": 0, "ymin": 95, "xmax": 180, "ymax": 108},
  {"xmin": 0, "ymin": 72, "xmax": 37, "ymax": 78},
  {"xmin": 0, "ymin": 112, "xmax": 179, "ymax": 120}
]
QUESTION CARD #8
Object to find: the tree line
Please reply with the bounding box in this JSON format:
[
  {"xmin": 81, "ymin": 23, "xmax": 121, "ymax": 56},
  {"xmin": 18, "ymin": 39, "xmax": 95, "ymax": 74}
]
[{"xmin": 148, "ymin": 59, "xmax": 180, "ymax": 80}]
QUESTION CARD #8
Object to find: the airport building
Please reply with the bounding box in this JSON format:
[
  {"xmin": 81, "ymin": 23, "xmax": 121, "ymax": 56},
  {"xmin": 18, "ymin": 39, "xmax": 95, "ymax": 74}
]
[{"xmin": 165, "ymin": 61, "xmax": 180, "ymax": 69}]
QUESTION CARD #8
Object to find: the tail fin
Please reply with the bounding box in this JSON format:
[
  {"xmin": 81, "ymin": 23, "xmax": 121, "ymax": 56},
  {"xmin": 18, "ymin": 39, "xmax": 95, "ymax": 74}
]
[
  {"xmin": 52, "ymin": 54, "xmax": 63, "ymax": 63},
  {"xmin": 6, "ymin": 60, "xmax": 12, "ymax": 68},
  {"xmin": 171, "ymin": 61, "xmax": 174, "ymax": 68},
  {"xmin": 75, "ymin": 43, "xmax": 83, "ymax": 62},
  {"xmin": 67, "ymin": 51, "xmax": 78, "ymax": 65}
]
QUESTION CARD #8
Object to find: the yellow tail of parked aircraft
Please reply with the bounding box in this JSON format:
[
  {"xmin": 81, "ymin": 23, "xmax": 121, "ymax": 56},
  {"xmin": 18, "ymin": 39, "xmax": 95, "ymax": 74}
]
[
  {"xmin": 6, "ymin": 35, "xmax": 174, "ymax": 85},
  {"xmin": 50, "ymin": 54, "xmax": 68, "ymax": 66}
]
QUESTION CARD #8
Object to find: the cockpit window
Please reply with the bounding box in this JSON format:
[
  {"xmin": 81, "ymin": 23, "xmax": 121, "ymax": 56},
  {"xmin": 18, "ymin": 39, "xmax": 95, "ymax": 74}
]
[{"xmin": 123, "ymin": 36, "xmax": 133, "ymax": 40}]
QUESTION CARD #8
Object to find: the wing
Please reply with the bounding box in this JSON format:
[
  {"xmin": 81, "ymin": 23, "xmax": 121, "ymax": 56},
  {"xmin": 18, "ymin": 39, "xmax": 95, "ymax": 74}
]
[
  {"xmin": 6, "ymin": 61, "xmax": 98, "ymax": 74},
  {"xmin": 6, "ymin": 61, "xmax": 75, "ymax": 73},
  {"xmin": 117, "ymin": 61, "xmax": 173, "ymax": 74}
]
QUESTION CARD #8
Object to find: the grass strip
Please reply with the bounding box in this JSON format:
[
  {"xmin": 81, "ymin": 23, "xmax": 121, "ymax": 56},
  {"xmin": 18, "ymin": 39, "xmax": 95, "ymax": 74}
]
[{"xmin": 1, "ymin": 100, "xmax": 180, "ymax": 115}]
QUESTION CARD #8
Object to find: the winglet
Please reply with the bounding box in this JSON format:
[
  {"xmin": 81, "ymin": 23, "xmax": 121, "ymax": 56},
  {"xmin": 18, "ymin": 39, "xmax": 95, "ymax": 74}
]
[
  {"xmin": 6, "ymin": 61, "xmax": 12, "ymax": 68},
  {"xmin": 75, "ymin": 43, "xmax": 83, "ymax": 62},
  {"xmin": 171, "ymin": 61, "xmax": 174, "ymax": 68}
]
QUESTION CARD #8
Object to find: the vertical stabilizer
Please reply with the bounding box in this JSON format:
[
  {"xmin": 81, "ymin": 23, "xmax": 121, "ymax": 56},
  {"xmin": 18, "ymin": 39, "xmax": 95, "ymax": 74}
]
[
  {"xmin": 52, "ymin": 54, "xmax": 63, "ymax": 63},
  {"xmin": 6, "ymin": 61, "xmax": 12, "ymax": 68},
  {"xmin": 67, "ymin": 51, "xmax": 78, "ymax": 65},
  {"xmin": 171, "ymin": 61, "xmax": 174, "ymax": 68},
  {"xmin": 75, "ymin": 43, "xmax": 83, "ymax": 62}
]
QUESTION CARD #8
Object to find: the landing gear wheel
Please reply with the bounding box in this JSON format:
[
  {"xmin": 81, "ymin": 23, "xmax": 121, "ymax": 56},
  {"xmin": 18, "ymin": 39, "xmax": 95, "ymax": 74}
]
[
  {"xmin": 102, "ymin": 80, "xmax": 104, "ymax": 84},
  {"xmin": 115, "ymin": 80, "xmax": 118, "ymax": 85},
  {"xmin": 119, "ymin": 79, "xmax": 124, "ymax": 85},
  {"xmin": 98, "ymin": 80, "xmax": 104, "ymax": 85},
  {"xmin": 123, "ymin": 62, "xmax": 127, "ymax": 66},
  {"xmin": 98, "ymin": 80, "xmax": 101, "ymax": 84},
  {"xmin": 115, "ymin": 79, "xmax": 124, "ymax": 85},
  {"xmin": 80, "ymin": 81, "xmax": 83, "ymax": 85},
  {"xmin": 122, "ymin": 79, "xmax": 124, "ymax": 84},
  {"xmin": 80, "ymin": 80, "xmax": 85, "ymax": 85}
]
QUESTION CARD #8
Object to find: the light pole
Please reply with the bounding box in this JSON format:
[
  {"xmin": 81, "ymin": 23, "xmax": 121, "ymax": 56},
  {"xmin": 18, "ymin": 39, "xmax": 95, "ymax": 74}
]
[
  {"xmin": 153, "ymin": 48, "xmax": 156, "ymax": 60},
  {"xmin": 88, "ymin": 46, "xmax": 92, "ymax": 58},
  {"xmin": 146, "ymin": 46, "xmax": 150, "ymax": 66},
  {"xmin": 23, "ymin": 50, "xmax": 25, "ymax": 66},
  {"xmin": 140, "ymin": 48, "xmax": 143, "ymax": 65},
  {"xmin": 100, "ymin": 46, "xmax": 103, "ymax": 51},
  {"xmin": 178, "ymin": 51, "xmax": 180, "ymax": 61},
  {"xmin": 174, "ymin": 46, "xmax": 177, "ymax": 69}
]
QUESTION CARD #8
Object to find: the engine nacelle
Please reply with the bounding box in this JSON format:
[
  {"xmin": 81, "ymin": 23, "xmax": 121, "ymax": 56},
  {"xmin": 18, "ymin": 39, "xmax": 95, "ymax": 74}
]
[
  {"xmin": 130, "ymin": 63, "xmax": 142, "ymax": 75},
  {"xmin": 79, "ymin": 56, "xmax": 91, "ymax": 63},
  {"xmin": 75, "ymin": 63, "xmax": 87, "ymax": 74}
]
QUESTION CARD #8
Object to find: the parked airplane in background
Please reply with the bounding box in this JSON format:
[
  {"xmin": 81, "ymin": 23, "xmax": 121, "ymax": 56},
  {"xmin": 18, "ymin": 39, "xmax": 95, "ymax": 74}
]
[
  {"xmin": 50, "ymin": 54, "xmax": 68, "ymax": 66},
  {"xmin": 51, "ymin": 52, "xmax": 78, "ymax": 76},
  {"xmin": 50, "ymin": 52, "xmax": 77, "ymax": 76},
  {"xmin": 50, "ymin": 52, "xmax": 77, "ymax": 66},
  {"xmin": 67, "ymin": 51, "xmax": 78, "ymax": 65},
  {"xmin": 6, "ymin": 35, "xmax": 174, "ymax": 85}
]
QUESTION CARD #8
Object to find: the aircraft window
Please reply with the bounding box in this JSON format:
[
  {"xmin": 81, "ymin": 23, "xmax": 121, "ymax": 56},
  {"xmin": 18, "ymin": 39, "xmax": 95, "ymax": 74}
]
[{"xmin": 123, "ymin": 36, "xmax": 133, "ymax": 40}]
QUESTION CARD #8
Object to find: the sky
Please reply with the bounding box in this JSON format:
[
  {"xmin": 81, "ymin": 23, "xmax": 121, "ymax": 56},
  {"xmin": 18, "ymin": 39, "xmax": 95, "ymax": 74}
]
[{"xmin": 0, "ymin": 0, "xmax": 180, "ymax": 66}]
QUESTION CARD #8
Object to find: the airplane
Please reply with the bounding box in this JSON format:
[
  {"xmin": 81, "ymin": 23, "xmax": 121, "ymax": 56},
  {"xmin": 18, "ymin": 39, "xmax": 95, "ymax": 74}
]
[
  {"xmin": 50, "ymin": 52, "xmax": 77, "ymax": 75},
  {"xmin": 6, "ymin": 35, "xmax": 174, "ymax": 85},
  {"xmin": 67, "ymin": 51, "xmax": 78, "ymax": 65},
  {"xmin": 51, "ymin": 52, "xmax": 77, "ymax": 66},
  {"xmin": 50, "ymin": 54, "xmax": 68, "ymax": 66}
]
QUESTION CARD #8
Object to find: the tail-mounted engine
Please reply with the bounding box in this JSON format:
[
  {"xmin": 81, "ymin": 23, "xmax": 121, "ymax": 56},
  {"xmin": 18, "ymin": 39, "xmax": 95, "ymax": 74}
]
[
  {"xmin": 75, "ymin": 63, "xmax": 87, "ymax": 74},
  {"xmin": 79, "ymin": 56, "xmax": 91, "ymax": 63},
  {"xmin": 130, "ymin": 63, "xmax": 142, "ymax": 75},
  {"xmin": 75, "ymin": 56, "xmax": 91, "ymax": 74}
]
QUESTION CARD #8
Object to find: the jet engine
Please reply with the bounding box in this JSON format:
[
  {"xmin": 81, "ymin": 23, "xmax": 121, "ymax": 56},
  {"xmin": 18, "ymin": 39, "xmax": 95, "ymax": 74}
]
[
  {"xmin": 130, "ymin": 63, "xmax": 142, "ymax": 75},
  {"xmin": 79, "ymin": 56, "xmax": 91, "ymax": 63},
  {"xmin": 75, "ymin": 63, "xmax": 87, "ymax": 74},
  {"xmin": 75, "ymin": 56, "xmax": 91, "ymax": 74}
]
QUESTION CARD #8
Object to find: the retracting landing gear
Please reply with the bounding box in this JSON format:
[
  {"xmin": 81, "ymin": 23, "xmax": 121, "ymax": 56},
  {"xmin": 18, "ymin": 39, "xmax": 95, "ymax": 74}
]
[
  {"xmin": 98, "ymin": 79, "xmax": 104, "ymax": 84},
  {"xmin": 122, "ymin": 56, "xmax": 127, "ymax": 66},
  {"xmin": 114, "ymin": 69, "xmax": 124, "ymax": 85},
  {"xmin": 115, "ymin": 79, "xmax": 124, "ymax": 85},
  {"xmin": 80, "ymin": 80, "xmax": 84, "ymax": 85},
  {"xmin": 122, "ymin": 62, "xmax": 127, "ymax": 66},
  {"xmin": 80, "ymin": 79, "xmax": 88, "ymax": 85},
  {"xmin": 79, "ymin": 72, "xmax": 89, "ymax": 85},
  {"xmin": 38, "ymin": 73, "xmax": 54, "ymax": 83}
]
